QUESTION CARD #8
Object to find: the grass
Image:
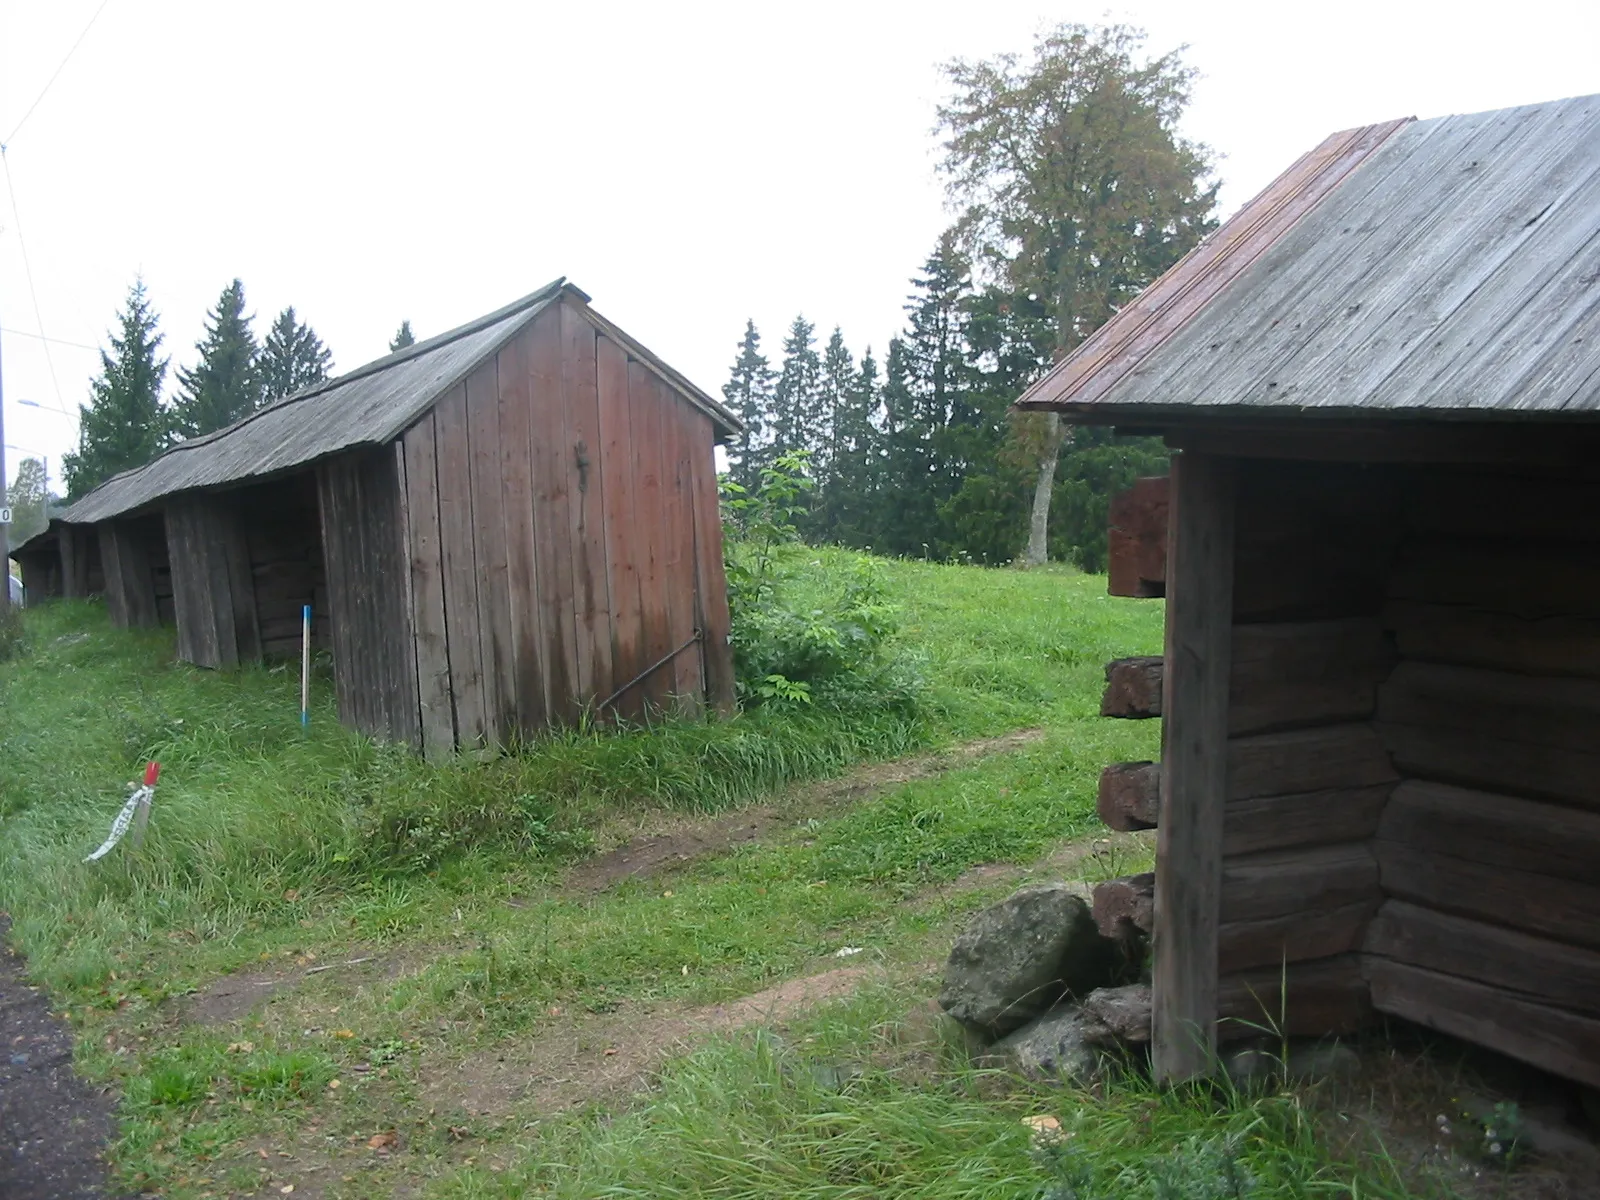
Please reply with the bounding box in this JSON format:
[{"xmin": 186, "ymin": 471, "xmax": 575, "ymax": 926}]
[{"xmin": 0, "ymin": 550, "xmax": 1471, "ymax": 1198}]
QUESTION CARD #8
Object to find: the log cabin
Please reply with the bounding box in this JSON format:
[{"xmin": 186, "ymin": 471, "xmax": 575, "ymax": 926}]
[
  {"xmin": 1015, "ymin": 94, "xmax": 1600, "ymax": 1086},
  {"xmin": 19, "ymin": 279, "xmax": 741, "ymax": 754}
]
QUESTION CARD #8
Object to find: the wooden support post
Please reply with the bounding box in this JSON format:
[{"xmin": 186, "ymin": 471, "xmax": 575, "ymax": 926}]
[
  {"xmin": 1152, "ymin": 451, "xmax": 1235, "ymax": 1084},
  {"xmin": 99, "ymin": 521, "xmax": 161, "ymax": 629}
]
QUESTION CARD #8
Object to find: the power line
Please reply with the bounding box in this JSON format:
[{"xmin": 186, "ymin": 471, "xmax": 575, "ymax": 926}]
[
  {"xmin": 0, "ymin": 326, "xmax": 96, "ymax": 352},
  {"xmin": 1, "ymin": 151, "xmax": 65, "ymax": 411},
  {"xmin": 2, "ymin": 0, "xmax": 116, "ymax": 147}
]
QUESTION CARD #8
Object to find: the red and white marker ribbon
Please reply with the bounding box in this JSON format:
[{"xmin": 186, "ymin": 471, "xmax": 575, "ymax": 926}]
[{"xmin": 85, "ymin": 762, "xmax": 161, "ymax": 863}]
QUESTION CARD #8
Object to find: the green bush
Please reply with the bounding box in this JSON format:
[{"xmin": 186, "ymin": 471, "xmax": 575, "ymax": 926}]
[{"xmin": 723, "ymin": 454, "xmax": 921, "ymax": 712}]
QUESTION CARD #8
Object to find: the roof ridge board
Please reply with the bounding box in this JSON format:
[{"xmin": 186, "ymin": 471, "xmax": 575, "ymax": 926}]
[
  {"xmin": 1021, "ymin": 119, "xmax": 1410, "ymax": 412},
  {"xmin": 58, "ymin": 282, "xmax": 569, "ymax": 523},
  {"xmin": 1220, "ymin": 101, "xmax": 1600, "ymax": 410},
  {"xmin": 1115, "ymin": 104, "xmax": 1549, "ymax": 412}
]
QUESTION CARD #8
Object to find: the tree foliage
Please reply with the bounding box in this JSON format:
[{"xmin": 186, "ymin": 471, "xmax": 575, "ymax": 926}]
[
  {"xmin": 389, "ymin": 320, "xmax": 416, "ymax": 352},
  {"xmin": 721, "ymin": 319, "xmax": 775, "ymax": 491},
  {"xmin": 6, "ymin": 457, "xmax": 51, "ymax": 546},
  {"xmin": 938, "ymin": 22, "xmax": 1216, "ymax": 561},
  {"xmin": 259, "ymin": 306, "xmax": 333, "ymax": 402},
  {"xmin": 168, "ymin": 279, "xmax": 262, "ymax": 440},
  {"xmin": 62, "ymin": 279, "xmax": 169, "ymax": 499}
]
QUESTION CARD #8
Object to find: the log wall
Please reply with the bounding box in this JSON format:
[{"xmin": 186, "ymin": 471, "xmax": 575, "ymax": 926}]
[
  {"xmin": 1364, "ymin": 465, "xmax": 1600, "ymax": 1087},
  {"xmin": 397, "ymin": 295, "xmax": 735, "ymax": 755},
  {"xmin": 99, "ymin": 514, "xmax": 171, "ymax": 630},
  {"xmin": 1097, "ymin": 459, "xmax": 1600, "ymax": 1086}
]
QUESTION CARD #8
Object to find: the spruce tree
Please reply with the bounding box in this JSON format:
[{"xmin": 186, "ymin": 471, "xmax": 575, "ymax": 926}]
[
  {"xmin": 818, "ymin": 328, "xmax": 854, "ymax": 478},
  {"xmin": 62, "ymin": 279, "xmax": 169, "ymax": 499},
  {"xmin": 771, "ymin": 316, "xmax": 823, "ymax": 460},
  {"xmin": 720, "ymin": 319, "xmax": 775, "ymax": 490},
  {"xmin": 168, "ymin": 279, "xmax": 262, "ymax": 440},
  {"xmin": 259, "ymin": 306, "xmax": 334, "ymax": 402},
  {"xmin": 389, "ymin": 321, "xmax": 416, "ymax": 351}
]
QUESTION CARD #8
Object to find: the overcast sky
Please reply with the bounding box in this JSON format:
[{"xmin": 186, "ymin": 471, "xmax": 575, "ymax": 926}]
[{"xmin": 3, "ymin": 0, "xmax": 1598, "ymax": 494}]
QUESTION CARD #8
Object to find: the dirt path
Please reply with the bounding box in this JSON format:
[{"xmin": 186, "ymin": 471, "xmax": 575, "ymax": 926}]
[
  {"xmin": 563, "ymin": 728, "xmax": 1045, "ymax": 893},
  {"xmin": 0, "ymin": 916, "xmax": 125, "ymax": 1200}
]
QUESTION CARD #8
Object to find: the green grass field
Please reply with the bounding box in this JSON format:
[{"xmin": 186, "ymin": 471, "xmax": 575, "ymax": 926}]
[{"xmin": 0, "ymin": 553, "xmax": 1460, "ymax": 1198}]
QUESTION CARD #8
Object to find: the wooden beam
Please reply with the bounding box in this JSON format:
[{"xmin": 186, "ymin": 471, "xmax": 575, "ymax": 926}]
[
  {"xmin": 1152, "ymin": 451, "xmax": 1235, "ymax": 1083},
  {"xmin": 1097, "ymin": 761, "xmax": 1160, "ymax": 830},
  {"xmin": 1108, "ymin": 476, "xmax": 1168, "ymax": 598},
  {"xmin": 1167, "ymin": 423, "xmax": 1600, "ymax": 468}
]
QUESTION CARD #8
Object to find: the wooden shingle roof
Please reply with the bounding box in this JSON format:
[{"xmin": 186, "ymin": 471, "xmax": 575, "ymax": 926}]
[
  {"xmin": 1017, "ymin": 93, "xmax": 1600, "ymax": 423},
  {"xmin": 62, "ymin": 279, "xmax": 739, "ymax": 525}
]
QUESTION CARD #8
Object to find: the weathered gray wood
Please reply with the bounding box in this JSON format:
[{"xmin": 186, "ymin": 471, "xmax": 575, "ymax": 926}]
[
  {"xmin": 166, "ymin": 496, "xmax": 257, "ymax": 670},
  {"xmin": 401, "ymin": 415, "xmax": 455, "ymax": 755},
  {"xmin": 1228, "ymin": 723, "xmax": 1398, "ymax": 801},
  {"xmin": 1365, "ymin": 900, "xmax": 1600, "ymax": 1019},
  {"xmin": 1378, "ymin": 780, "xmax": 1600, "ymax": 884},
  {"xmin": 1097, "ymin": 761, "xmax": 1160, "ymax": 831},
  {"xmin": 496, "ymin": 322, "xmax": 549, "ymax": 736},
  {"xmin": 1383, "ymin": 600, "xmax": 1600, "ymax": 679},
  {"xmin": 1153, "ymin": 451, "xmax": 1235, "ymax": 1083},
  {"xmin": 1220, "ymin": 843, "xmax": 1379, "ymax": 924},
  {"xmin": 1219, "ymin": 900, "xmax": 1378, "ymax": 974},
  {"xmin": 1379, "ymin": 660, "xmax": 1600, "ymax": 755},
  {"xmin": 98, "ymin": 520, "xmax": 160, "ymax": 629},
  {"xmin": 465, "ymin": 357, "xmax": 515, "ymax": 740},
  {"xmin": 1389, "ymin": 537, "xmax": 1600, "ymax": 620},
  {"xmin": 1366, "ymin": 958, "xmax": 1600, "ymax": 1089},
  {"xmin": 1223, "ymin": 784, "xmax": 1393, "ymax": 857},
  {"xmin": 1374, "ymin": 839, "xmax": 1600, "ymax": 950},
  {"xmin": 1376, "ymin": 722, "xmax": 1600, "ymax": 812},
  {"xmin": 1217, "ymin": 954, "xmax": 1371, "ymax": 1040}
]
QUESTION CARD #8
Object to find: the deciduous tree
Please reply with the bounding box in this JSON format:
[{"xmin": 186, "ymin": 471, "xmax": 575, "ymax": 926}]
[{"xmin": 938, "ymin": 22, "xmax": 1216, "ymax": 562}]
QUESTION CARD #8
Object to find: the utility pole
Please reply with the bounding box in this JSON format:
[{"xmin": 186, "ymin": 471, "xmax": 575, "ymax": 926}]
[{"xmin": 1, "ymin": 325, "xmax": 10, "ymax": 612}]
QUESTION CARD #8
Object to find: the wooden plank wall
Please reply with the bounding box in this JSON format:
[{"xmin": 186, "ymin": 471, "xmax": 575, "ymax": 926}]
[
  {"xmin": 98, "ymin": 514, "xmax": 170, "ymax": 630},
  {"xmin": 317, "ymin": 451, "xmax": 420, "ymax": 747},
  {"xmin": 236, "ymin": 475, "xmax": 329, "ymax": 659},
  {"xmin": 396, "ymin": 297, "xmax": 734, "ymax": 753},
  {"xmin": 166, "ymin": 495, "xmax": 260, "ymax": 669},
  {"xmin": 1365, "ymin": 465, "xmax": 1600, "ymax": 1087},
  {"xmin": 15, "ymin": 546, "xmax": 62, "ymax": 601}
]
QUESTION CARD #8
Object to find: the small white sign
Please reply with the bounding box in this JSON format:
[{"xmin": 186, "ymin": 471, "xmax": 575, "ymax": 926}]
[{"xmin": 0, "ymin": 507, "xmax": 11, "ymax": 526}]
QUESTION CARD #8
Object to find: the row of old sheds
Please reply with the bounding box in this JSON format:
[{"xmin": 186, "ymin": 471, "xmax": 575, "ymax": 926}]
[
  {"xmin": 14, "ymin": 279, "xmax": 741, "ymax": 755},
  {"xmin": 1020, "ymin": 93, "xmax": 1600, "ymax": 1092}
]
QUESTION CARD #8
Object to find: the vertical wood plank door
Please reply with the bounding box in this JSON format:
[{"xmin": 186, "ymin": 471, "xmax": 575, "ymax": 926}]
[
  {"xmin": 627, "ymin": 361, "xmax": 671, "ymax": 715},
  {"xmin": 166, "ymin": 496, "xmax": 255, "ymax": 670},
  {"xmin": 1152, "ymin": 452, "xmax": 1237, "ymax": 1084}
]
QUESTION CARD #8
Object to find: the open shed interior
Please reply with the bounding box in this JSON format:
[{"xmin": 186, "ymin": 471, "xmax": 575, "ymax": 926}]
[{"xmin": 1212, "ymin": 455, "xmax": 1600, "ymax": 1086}]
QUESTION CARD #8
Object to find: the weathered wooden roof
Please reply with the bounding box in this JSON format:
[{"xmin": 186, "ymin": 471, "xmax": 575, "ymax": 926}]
[
  {"xmin": 62, "ymin": 279, "xmax": 739, "ymax": 525},
  {"xmin": 1017, "ymin": 93, "xmax": 1600, "ymax": 423}
]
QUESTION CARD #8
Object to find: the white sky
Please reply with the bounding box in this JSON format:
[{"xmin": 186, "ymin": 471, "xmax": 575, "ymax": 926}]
[{"xmin": 3, "ymin": 0, "xmax": 1598, "ymax": 495}]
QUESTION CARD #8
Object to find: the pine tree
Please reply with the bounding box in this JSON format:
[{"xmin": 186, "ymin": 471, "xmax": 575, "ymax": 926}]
[
  {"xmin": 389, "ymin": 321, "xmax": 416, "ymax": 352},
  {"xmin": 771, "ymin": 316, "xmax": 823, "ymax": 460},
  {"xmin": 720, "ymin": 319, "xmax": 775, "ymax": 490},
  {"xmin": 813, "ymin": 345, "xmax": 884, "ymax": 547},
  {"xmin": 817, "ymin": 327, "xmax": 855, "ymax": 477},
  {"xmin": 259, "ymin": 306, "xmax": 333, "ymax": 402},
  {"xmin": 62, "ymin": 279, "xmax": 169, "ymax": 499},
  {"xmin": 168, "ymin": 279, "xmax": 262, "ymax": 440}
]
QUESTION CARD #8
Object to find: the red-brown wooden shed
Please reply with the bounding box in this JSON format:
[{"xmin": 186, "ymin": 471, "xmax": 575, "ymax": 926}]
[{"xmin": 28, "ymin": 279, "xmax": 741, "ymax": 754}]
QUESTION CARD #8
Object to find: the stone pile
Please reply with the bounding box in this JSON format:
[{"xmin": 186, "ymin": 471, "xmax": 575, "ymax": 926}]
[{"xmin": 936, "ymin": 882, "xmax": 1151, "ymax": 1079}]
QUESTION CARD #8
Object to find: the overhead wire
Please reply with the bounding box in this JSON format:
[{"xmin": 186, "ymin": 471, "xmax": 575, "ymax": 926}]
[
  {"xmin": 2, "ymin": 0, "xmax": 116, "ymax": 147},
  {"xmin": 1, "ymin": 151, "xmax": 65, "ymax": 410}
]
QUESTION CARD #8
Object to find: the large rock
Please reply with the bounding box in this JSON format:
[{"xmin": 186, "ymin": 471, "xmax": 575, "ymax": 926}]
[
  {"xmin": 939, "ymin": 884, "xmax": 1116, "ymax": 1036},
  {"xmin": 992, "ymin": 1007, "xmax": 1102, "ymax": 1081}
]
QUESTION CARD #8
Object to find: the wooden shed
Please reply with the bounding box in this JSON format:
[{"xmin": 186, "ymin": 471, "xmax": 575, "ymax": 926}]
[
  {"xmin": 42, "ymin": 279, "xmax": 741, "ymax": 753},
  {"xmin": 1016, "ymin": 94, "xmax": 1600, "ymax": 1087}
]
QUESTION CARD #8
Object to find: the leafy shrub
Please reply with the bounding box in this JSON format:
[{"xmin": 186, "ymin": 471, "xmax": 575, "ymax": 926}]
[{"xmin": 723, "ymin": 454, "xmax": 920, "ymax": 712}]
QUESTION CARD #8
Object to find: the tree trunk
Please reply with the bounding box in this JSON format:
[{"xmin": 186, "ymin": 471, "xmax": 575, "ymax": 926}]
[{"xmin": 1025, "ymin": 412, "xmax": 1065, "ymax": 566}]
